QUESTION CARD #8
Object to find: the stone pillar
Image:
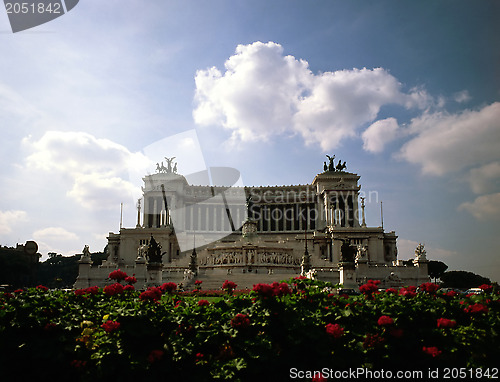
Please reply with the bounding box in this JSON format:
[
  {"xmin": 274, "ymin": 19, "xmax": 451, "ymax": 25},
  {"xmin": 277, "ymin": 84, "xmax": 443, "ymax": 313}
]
[
  {"xmin": 153, "ymin": 199, "xmax": 158, "ymax": 228},
  {"xmin": 135, "ymin": 255, "xmax": 147, "ymax": 290},
  {"xmin": 324, "ymin": 194, "xmax": 329, "ymax": 225},
  {"xmin": 213, "ymin": 205, "xmax": 217, "ymax": 232},
  {"xmin": 147, "ymin": 263, "xmax": 163, "ymax": 286},
  {"xmin": 339, "ymin": 262, "xmax": 357, "ymax": 289},
  {"xmin": 143, "ymin": 197, "xmax": 150, "ymax": 228},
  {"xmin": 205, "ymin": 205, "xmax": 210, "ymax": 231},
  {"xmin": 361, "ymin": 197, "xmax": 367, "ymax": 227},
  {"xmin": 197, "ymin": 205, "xmax": 201, "ymax": 231},
  {"xmin": 74, "ymin": 254, "xmax": 92, "ymax": 289},
  {"xmin": 190, "ymin": 204, "xmax": 194, "ymax": 230},
  {"xmin": 353, "ymin": 195, "xmax": 360, "ymax": 227},
  {"xmin": 136, "ymin": 199, "xmax": 142, "ymax": 228},
  {"xmin": 345, "ymin": 198, "xmax": 350, "ymax": 227},
  {"xmin": 266, "ymin": 205, "xmax": 271, "ymax": 231}
]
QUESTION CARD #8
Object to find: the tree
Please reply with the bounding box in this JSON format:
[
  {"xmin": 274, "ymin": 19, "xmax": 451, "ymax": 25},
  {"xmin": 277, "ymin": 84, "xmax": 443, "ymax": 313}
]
[
  {"xmin": 0, "ymin": 246, "xmax": 39, "ymax": 288},
  {"xmin": 440, "ymin": 270, "xmax": 490, "ymax": 289},
  {"xmin": 37, "ymin": 254, "xmax": 80, "ymax": 288},
  {"xmin": 428, "ymin": 260, "xmax": 448, "ymax": 282}
]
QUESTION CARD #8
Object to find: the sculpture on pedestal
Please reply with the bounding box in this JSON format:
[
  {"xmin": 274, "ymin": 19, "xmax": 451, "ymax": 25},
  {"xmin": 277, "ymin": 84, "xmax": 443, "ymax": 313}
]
[
  {"xmin": 326, "ymin": 154, "xmax": 335, "ymax": 171},
  {"xmin": 355, "ymin": 245, "xmax": 368, "ymax": 264},
  {"xmin": 146, "ymin": 235, "xmax": 163, "ymax": 264},
  {"xmin": 324, "ymin": 155, "xmax": 347, "ymax": 172},
  {"xmin": 413, "ymin": 243, "xmax": 427, "ymax": 265},
  {"xmin": 80, "ymin": 245, "xmax": 92, "ymax": 263},
  {"xmin": 155, "ymin": 156, "xmax": 178, "ymax": 174},
  {"xmin": 165, "ymin": 156, "xmax": 176, "ymax": 173},
  {"xmin": 339, "ymin": 239, "xmax": 356, "ymax": 263}
]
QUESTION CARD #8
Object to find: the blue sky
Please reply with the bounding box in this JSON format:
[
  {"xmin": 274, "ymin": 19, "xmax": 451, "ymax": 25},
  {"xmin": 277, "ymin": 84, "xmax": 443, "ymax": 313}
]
[{"xmin": 0, "ymin": 0, "xmax": 499, "ymax": 281}]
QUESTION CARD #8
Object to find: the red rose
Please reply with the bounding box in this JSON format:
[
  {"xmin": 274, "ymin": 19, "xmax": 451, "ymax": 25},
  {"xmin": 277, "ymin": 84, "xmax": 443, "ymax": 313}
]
[
  {"xmin": 479, "ymin": 284, "xmax": 493, "ymax": 293},
  {"xmin": 140, "ymin": 287, "xmax": 162, "ymax": 302},
  {"xmin": 253, "ymin": 283, "xmax": 274, "ymax": 297},
  {"xmin": 74, "ymin": 289, "xmax": 86, "ymax": 296},
  {"xmin": 147, "ymin": 349, "xmax": 164, "ymax": 363},
  {"xmin": 222, "ymin": 280, "xmax": 237, "ymax": 290},
  {"xmin": 359, "ymin": 280, "xmax": 379, "ymax": 296},
  {"xmin": 312, "ymin": 374, "xmax": 327, "ymax": 382},
  {"xmin": 109, "ymin": 269, "xmax": 128, "ymax": 281},
  {"xmin": 399, "ymin": 286, "xmax": 417, "ymax": 298},
  {"xmin": 195, "ymin": 352, "xmax": 204, "ymax": 362},
  {"xmin": 231, "ymin": 313, "xmax": 250, "ymax": 329},
  {"xmin": 160, "ymin": 282, "xmax": 177, "ymax": 293},
  {"xmin": 419, "ymin": 282, "xmax": 440, "ymax": 293},
  {"xmin": 70, "ymin": 360, "xmax": 87, "ymax": 369},
  {"xmin": 44, "ymin": 323, "xmax": 57, "ymax": 331},
  {"xmin": 464, "ymin": 303, "xmax": 488, "ymax": 314},
  {"xmin": 198, "ymin": 299, "xmax": 210, "ymax": 306},
  {"xmin": 103, "ymin": 283, "xmax": 124, "ymax": 296},
  {"xmin": 377, "ymin": 315, "xmax": 394, "ymax": 326},
  {"xmin": 101, "ymin": 320, "xmax": 120, "ymax": 333},
  {"xmin": 124, "ymin": 284, "xmax": 135, "ymax": 292},
  {"xmin": 86, "ymin": 286, "xmax": 100, "ymax": 295},
  {"xmin": 325, "ymin": 323, "xmax": 344, "ymax": 339},
  {"xmin": 422, "ymin": 346, "xmax": 442, "ymax": 357},
  {"xmin": 75, "ymin": 286, "xmax": 101, "ymax": 296},
  {"xmin": 271, "ymin": 282, "xmax": 291, "ymax": 297},
  {"xmin": 124, "ymin": 276, "xmax": 137, "ymax": 284},
  {"xmin": 36, "ymin": 285, "xmax": 48, "ymax": 292},
  {"xmin": 437, "ymin": 318, "xmax": 457, "ymax": 328},
  {"xmin": 363, "ymin": 333, "xmax": 384, "ymax": 348}
]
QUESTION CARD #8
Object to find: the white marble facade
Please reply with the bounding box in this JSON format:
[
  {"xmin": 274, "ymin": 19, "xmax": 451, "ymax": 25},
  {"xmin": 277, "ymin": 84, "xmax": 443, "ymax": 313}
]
[{"xmin": 75, "ymin": 164, "xmax": 429, "ymax": 289}]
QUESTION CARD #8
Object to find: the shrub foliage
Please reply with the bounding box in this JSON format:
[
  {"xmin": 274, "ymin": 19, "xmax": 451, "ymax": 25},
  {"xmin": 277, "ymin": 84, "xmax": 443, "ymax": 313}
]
[{"xmin": 0, "ymin": 277, "xmax": 498, "ymax": 381}]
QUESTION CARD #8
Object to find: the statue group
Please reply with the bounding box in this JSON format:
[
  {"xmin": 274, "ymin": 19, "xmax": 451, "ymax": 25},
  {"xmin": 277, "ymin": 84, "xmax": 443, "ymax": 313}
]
[
  {"xmin": 324, "ymin": 155, "xmax": 347, "ymax": 172},
  {"xmin": 146, "ymin": 235, "xmax": 164, "ymax": 264},
  {"xmin": 156, "ymin": 156, "xmax": 178, "ymax": 174}
]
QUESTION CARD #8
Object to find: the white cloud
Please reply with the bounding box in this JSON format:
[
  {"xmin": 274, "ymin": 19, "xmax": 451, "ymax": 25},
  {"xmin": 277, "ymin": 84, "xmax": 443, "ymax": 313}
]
[
  {"xmin": 68, "ymin": 173, "xmax": 139, "ymax": 210},
  {"xmin": 467, "ymin": 162, "xmax": 500, "ymax": 194},
  {"xmin": 454, "ymin": 90, "xmax": 471, "ymax": 103},
  {"xmin": 397, "ymin": 239, "xmax": 457, "ymax": 261},
  {"xmin": 399, "ymin": 102, "xmax": 500, "ymax": 176},
  {"xmin": 33, "ymin": 227, "xmax": 82, "ymax": 256},
  {"xmin": 458, "ymin": 193, "xmax": 500, "ymax": 221},
  {"xmin": 22, "ymin": 131, "xmax": 147, "ymax": 210},
  {"xmin": 33, "ymin": 227, "xmax": 80, "ymax": 243},
  {"xmin": 362, "ymin": 117, "xmax": 400, "ymax": 153},
  {"xmin": 194, "ymin": 41, "xmax": 430, "ymax": 151},
  {"xmin": 0, "ymin": 210, "xmax": 27, "ymax": 235},
  {"xmin": 24, "ymin": 131, "xmax": 134, "ymax": 174}
]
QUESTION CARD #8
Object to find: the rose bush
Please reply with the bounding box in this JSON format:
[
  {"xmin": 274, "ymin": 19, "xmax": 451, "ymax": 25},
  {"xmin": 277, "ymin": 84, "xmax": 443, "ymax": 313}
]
[{"xmin": 0, "ymin": 279, "xmax": 498, "ymax": 381}]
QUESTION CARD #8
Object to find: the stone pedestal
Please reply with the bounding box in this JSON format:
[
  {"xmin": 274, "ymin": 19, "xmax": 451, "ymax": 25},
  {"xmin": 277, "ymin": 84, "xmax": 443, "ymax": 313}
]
[
  {"xmin": 74, "ymin": 250, "xmax": 92, "ymax": 289},
  {"xmin": 339, "ymin": 262, "xmax": 357, "ymax": 289},
  {"xmin": 147, "ymin": 263, "xmax": 163, "ymax": 286},
  {"xmin": 134, "ymin": 258, "xmax": 147, "ymax": 289},
  {"xmin": 74, "ymin": 262, "xmax": 91, "ymax": 289}
]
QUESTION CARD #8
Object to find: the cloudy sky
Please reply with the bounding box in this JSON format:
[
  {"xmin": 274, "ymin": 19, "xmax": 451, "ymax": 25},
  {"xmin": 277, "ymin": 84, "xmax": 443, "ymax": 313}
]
[{"xmin": 0, "ymin": 0, "xmax": 499, "ymax": 281}]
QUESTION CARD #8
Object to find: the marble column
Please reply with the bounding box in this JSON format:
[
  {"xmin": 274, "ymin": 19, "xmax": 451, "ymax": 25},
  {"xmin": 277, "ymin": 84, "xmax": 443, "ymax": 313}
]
[{"xmin": 153, "ymin": 199, "xmax": 158, "ymax": 228}]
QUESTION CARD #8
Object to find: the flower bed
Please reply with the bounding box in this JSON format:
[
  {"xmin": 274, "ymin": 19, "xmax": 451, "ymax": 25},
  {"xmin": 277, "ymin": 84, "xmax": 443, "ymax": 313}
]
[{"xmin": 0, "ymin": 277, "xmax": 498, "ymax": 381}]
